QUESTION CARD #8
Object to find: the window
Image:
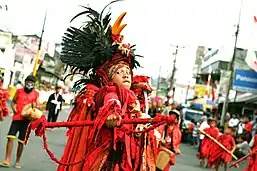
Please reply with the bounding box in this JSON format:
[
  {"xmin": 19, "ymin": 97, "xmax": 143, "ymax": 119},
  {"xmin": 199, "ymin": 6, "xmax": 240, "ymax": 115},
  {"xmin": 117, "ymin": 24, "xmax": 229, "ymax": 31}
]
[{"xmin": 184, "ymin": 111, "xmax": 203, "ymax": 122}]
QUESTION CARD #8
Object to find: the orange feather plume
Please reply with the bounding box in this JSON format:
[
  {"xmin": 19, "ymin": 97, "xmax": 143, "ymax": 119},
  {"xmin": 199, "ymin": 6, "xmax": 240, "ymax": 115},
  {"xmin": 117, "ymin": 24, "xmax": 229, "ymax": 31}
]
[{"xmin": 112, "ymin": 12, "xmax": 127, "ymax": 35}]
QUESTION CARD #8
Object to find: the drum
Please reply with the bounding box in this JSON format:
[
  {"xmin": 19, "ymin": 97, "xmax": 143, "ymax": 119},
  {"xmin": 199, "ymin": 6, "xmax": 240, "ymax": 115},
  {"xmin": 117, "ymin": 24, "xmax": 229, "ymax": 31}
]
[
  {"xmin": 21, "ymin": 104, "xmax": 43, "ymax": 120},
  {"xmin": 156, "ymin": 147, "xmax": 173, "ymax": 170}
]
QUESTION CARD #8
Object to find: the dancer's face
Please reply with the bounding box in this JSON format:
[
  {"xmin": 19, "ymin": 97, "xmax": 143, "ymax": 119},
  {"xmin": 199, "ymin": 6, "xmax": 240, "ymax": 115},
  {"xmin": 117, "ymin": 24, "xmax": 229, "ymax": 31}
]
[
  {"xmin": 112, "ymin": 66, "xmax": 131, "ymax": 89},
  {"xmin": 225, "ymin": 128, "xmax": 232, "ymax": 134},
  {"xmin": 209, "ymin": 121, "xmax": 216, "ymax": 127}
]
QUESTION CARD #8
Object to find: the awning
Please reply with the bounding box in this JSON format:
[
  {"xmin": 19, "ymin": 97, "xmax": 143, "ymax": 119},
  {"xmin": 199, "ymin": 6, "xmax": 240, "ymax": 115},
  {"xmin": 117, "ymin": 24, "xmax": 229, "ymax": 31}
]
[{"xmin": 232, "ymin": 93, "xmax": 257, "ymax": 103}]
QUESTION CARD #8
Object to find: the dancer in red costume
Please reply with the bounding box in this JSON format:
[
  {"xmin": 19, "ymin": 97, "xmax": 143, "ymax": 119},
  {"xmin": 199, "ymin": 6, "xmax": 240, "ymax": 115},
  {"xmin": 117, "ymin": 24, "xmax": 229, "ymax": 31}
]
[
  {"xmin": 158, "ymin": 110, "xmax": 182, "ymax": 171},
  {"xmin": 131, "ymin": 76, "xmax": 182, "ymax": 170},
  {"xmin": 131, "ymin": 75, "xmax": 152, "ymax": 113},
  {"xmin": 208, "ymin": 127, "xmax": 236, "ymax": 171},
  {"xmin": 57, "ymin": 1, "xmax": 169, "ymax": 170},
  {"xmin": 131, "ymin": 75, "xmax": 157, "ymax": 170},
  {"xmin": 0, "ymin": 78, "xmax": 8, "ymax": 121},
  {"xmin": 198, "ymin": 117, "xmax": 219, "ymax": 167},
  {"xmin": 244, "ymin": 134, "xmax": 257, "ymax": 171}
]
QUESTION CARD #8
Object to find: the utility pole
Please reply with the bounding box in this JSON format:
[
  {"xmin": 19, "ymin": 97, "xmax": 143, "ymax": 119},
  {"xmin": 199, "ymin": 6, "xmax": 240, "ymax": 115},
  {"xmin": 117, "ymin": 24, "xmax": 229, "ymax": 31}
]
[
  {"xmin": 220, "ymin": 0, "xmax": 243, "ymax": 126},
  {"xmin": 32, "ymin": 10, "xmax": 47, "ymax": 76},
  {"xmin": 168, "ymin": 45, "xmax": 185, "ymax": 102}
]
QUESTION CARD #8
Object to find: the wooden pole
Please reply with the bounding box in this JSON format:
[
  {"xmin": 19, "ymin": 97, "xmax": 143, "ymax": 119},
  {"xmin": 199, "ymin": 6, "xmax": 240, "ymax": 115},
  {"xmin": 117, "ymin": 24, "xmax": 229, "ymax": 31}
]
[
  {"xmin": 199, "ymin": 129, "xmax": 238, "ymax": 160},
  {"xmin": 32, "ymin": 11, "xmax": 47, "ymax": 76}
]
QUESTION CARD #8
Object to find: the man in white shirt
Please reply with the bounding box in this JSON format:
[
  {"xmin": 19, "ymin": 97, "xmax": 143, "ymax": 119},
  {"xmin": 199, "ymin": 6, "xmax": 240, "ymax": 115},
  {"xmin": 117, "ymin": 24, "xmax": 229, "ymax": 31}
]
[
  {"xmin": 46, "ymin": 86, "xmax": 64, "ymax": 122},
  {"xmin": 228, "ymin": 114, "xmax": 239, "ymax": 128},
  {"xmin": 197, "ymin": 115, "xmax": 210, "ymax": 167},
  {"xmin": 199, "ymin": 116, "xmax": 210, "ymax": 140}
]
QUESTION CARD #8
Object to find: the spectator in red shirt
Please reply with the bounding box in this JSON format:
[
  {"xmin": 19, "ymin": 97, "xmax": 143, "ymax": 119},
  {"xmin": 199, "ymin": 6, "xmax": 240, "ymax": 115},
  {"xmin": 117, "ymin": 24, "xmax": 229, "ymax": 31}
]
[
  {"xmin": 243, "ymin": 116, "xmax": 253, "ymax": 142},
  {"xmin": 0, "ymin": 75, "xmax": 39, "ymax": 169}
]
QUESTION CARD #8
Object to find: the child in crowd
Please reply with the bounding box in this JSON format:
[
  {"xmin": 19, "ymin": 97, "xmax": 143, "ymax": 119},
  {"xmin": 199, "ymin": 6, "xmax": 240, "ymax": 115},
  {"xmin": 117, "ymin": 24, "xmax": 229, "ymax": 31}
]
[
  {"xmin": 198, "ymin": 117, "xmax": 219, "ymax": 168},
  {"xmin": 192, "ymin": 121, "xmax": 199, "ymax": 147}
]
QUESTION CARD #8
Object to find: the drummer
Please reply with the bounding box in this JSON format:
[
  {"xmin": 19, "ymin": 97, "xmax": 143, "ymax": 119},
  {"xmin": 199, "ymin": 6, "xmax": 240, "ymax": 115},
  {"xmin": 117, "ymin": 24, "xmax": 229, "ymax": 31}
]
[{"xmin": 0, "ymin": 75, "xmax": 39, "ymax": 169}]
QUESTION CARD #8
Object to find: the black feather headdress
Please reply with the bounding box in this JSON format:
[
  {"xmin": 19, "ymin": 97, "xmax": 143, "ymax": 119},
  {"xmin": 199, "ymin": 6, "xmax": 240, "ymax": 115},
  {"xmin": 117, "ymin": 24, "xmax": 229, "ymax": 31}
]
[{"xmin": 60, "ymin": 0, "xmax": 142, "ymax": 87}]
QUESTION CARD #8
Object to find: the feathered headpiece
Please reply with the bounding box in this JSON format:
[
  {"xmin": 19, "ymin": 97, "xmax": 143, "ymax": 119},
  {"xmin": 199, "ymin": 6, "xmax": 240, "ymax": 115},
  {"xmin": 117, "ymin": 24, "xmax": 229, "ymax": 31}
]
[
  {"xmin": 61, "ymin": 0, "xmax": 142, "ymax": 87},
  {"xmin": 132, "ymin": 75, "xmax": 152, "ymax": 93}
]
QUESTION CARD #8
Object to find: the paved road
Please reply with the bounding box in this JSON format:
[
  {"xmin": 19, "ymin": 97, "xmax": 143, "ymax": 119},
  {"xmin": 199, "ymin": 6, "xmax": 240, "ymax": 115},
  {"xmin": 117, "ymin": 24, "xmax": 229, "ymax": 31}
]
[{"xmin": 0, "ymin": 108, "xmax": 247, "ymax": 171}]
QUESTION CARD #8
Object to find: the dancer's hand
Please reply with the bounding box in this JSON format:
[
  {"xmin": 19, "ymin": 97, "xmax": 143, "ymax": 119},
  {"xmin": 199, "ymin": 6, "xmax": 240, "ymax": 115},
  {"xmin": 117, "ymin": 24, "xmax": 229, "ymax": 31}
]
[
  {"xmin": 161, "ymin": 139, "xmax": 166, "ymax": 144},
  {"xmin": 175, "ymin": 148, "xmax": 181, "ymax": 155},
  {"xmin": 106, "ymin": 114, "xmax": 121, "ymax": 128}
]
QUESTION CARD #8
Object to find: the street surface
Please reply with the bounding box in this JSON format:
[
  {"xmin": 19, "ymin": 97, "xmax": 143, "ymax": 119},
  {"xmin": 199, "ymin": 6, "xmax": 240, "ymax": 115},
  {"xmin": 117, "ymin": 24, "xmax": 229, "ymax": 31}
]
[{"xmin": 0, "ymin": 108, "xmax": 246, "ymax": 171}]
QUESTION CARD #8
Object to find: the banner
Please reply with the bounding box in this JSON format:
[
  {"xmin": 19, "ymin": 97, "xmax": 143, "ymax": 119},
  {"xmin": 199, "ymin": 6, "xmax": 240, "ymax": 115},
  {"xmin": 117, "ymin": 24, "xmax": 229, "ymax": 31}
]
[
  {"xmin": 235, "ymin": 48, "xmax": 257, "ymax": 71},
  {"xmin": 233, "ymin": 69, "xmax": 257, "ymax": 93}
]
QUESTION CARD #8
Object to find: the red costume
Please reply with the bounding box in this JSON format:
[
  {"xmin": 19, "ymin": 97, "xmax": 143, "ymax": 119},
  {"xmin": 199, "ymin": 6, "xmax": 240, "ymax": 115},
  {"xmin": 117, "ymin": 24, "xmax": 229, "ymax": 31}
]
[
  {"xmin": 157, "ymin": 111, "xmax": 182, "ymax": 170},
  {"xmin": 208, "ymin": 133, "xmax": 235, "ymax": 167},
  {"xmin": 245, "ymin": 135, "xmax": 257, "ymax": 171},
  {"xmin": 163, "ymin": 125, "xmax": 181, "ymax": 170},
  {"xmin": 131, "ymin": 75, "xmax": 152, "ymax": 113},
  {"xmin": 56, "ymin": 1, "xmax": 167, "ymax": 170},
  {"xmin": 13, "ymin": 88, "xmax": 39, "ymax": 121},
  {"xmin": 131, "ymin": 75, "xmax": 157, "ymax": 170},
  {"xmin": 200, "ymin": 127, "xmax": 219, "ymax": 159},
  {"xmin": 24, "ymin": 1, "xmax": 177, "ymax": 170}
]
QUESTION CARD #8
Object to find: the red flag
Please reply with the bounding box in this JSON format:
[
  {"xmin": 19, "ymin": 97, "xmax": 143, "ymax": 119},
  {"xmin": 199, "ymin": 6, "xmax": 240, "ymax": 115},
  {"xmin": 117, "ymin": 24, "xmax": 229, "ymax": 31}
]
[
  {"xmin": 245, "ymin": 16, "xmax": 257, "ymax": 71},
  {"xmin": 211, "ymin": 88, "xmax": 215, "ymax": 101}
]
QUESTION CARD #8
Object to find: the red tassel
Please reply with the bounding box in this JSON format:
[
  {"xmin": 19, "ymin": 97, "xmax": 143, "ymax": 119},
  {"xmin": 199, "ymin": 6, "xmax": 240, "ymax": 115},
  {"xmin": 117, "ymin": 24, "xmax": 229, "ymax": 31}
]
[{"xmin": 113, "ymin": 127, "xmax": 117, "ymax": 151}]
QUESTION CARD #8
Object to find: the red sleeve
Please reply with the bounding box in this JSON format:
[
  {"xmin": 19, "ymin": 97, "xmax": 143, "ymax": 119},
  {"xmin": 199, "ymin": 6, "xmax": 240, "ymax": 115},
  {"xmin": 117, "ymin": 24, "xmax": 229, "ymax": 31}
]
[
  {"xmin": 101, "ymin": 92, "xmax": 122, "ymax": 119},
  {"xmin": 36, "ymin": 91, "xmax": 39, "ymax": 99},
  {"xmin": 231, "ymin": 136, "xmax": 236, "ymax": 146},
  {"xmin": 245, "ymin": 123, "xmax": 253, "ymax": 132},
  {"xmin": 172, "ymin": 127, "xmax": 182, "ymax": 152},
  {"xmin": 104, "ymin": 92, "xmax": 119, "ymax": 104}
]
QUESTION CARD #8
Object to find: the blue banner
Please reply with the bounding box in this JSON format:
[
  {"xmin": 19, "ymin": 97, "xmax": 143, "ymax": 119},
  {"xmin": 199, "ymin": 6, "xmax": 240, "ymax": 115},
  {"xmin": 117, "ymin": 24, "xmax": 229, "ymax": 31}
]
[{"xmin": 233, "ymin": 69, "xmax": 257, "ymax": 93}]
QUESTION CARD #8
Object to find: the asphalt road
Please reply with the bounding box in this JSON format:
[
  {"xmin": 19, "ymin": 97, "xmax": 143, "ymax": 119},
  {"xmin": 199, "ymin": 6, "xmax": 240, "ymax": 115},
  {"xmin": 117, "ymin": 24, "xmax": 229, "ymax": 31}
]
[{"xmin": 0, "ymin": 108, "xmax": 247, "ymax": 171}]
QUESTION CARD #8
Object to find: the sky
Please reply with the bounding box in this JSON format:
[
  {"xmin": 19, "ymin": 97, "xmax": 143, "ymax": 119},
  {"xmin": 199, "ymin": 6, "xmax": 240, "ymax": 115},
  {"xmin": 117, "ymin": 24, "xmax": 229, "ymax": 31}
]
[{"xmin": 0, "ymin": 0, "xmax": 257, "ymax": 83}]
